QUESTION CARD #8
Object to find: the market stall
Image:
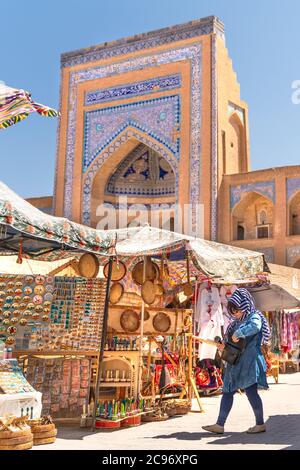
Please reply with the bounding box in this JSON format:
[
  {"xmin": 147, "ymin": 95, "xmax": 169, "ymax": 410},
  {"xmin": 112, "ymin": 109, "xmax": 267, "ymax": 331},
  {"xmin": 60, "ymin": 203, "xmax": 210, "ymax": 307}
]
[{"xmin": 0, "ymin": 183, "xmax": 272, "ymax": 430}]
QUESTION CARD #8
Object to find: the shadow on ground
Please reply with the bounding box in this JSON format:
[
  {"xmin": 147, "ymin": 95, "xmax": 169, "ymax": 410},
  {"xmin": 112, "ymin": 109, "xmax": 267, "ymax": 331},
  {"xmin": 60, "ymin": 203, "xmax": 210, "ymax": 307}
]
[{"xmin": 152, "ymin": 414, "xmax": 300, "ymax": 450}]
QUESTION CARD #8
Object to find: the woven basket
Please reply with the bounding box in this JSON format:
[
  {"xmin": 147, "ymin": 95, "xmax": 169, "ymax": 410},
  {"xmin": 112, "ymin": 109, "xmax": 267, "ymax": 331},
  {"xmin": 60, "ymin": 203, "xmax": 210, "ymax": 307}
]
[
  {"xmin": 142, "ymin": 413, "xmax": 169, "ymax": 422},
  {"xmin": 163, "ymin": 399, "xmax": 191, "ymax": 417}
]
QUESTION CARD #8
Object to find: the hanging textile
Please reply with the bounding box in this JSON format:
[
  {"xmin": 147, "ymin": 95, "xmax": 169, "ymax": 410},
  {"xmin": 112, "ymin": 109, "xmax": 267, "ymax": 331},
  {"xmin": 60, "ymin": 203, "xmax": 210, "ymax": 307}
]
[{"xmin": 0, "ymin": 84, "xmax": 59, "ymax": 130}]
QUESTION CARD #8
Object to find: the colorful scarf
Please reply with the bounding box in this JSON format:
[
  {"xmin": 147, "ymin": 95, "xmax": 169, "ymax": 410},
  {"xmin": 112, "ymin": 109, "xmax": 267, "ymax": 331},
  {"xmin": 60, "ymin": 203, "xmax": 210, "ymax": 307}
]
[{"xmin": 227, "ymin": 288, "xmax": 270, "ymax": 344}]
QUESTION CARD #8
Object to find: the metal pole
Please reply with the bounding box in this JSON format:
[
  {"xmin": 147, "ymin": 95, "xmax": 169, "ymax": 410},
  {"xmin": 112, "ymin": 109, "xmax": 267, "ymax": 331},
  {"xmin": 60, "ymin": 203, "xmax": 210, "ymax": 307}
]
[
  {"xmin": 91, "ymin": 256, "xmax": 113, "ymax": 430},
  {"xmin": 137, "ymin": 255, "xmax": 147, "ymax": 396}
]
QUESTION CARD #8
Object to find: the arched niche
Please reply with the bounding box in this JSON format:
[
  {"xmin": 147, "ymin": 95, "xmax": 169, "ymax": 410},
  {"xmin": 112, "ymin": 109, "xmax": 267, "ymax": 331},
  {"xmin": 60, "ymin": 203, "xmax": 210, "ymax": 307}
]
[
  {"xmin": 288, "ymin": 190, "xmax": 300, "ymax": 236},
  {"xmin": 86, "ymin": 132, "xmax": 177, "ymax": 229},
  {"xmin": 232, "ymin": 191, "xmax": 274, "ymax": 241},
  {"xmin": 226, "ymin": 113, "xmax": 247, "ymax": 175}
]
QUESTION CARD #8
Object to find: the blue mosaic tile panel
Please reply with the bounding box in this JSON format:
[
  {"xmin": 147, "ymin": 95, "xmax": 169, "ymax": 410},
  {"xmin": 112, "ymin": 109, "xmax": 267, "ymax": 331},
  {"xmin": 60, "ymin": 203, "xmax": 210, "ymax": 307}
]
[
  {"xmin": 83, "ymin": 95, "xmax": 181, "ymax": 172},
  {"xmin": 230, "ymin": 181, "xmax": 275, "ymax": 209},
  {"xmin": 85, "ymin": 74, "xmax": 181, "ymax": 105},
  {"xmin": 287, "ymin": 177, "xmax": 300, "ymax": 201}
]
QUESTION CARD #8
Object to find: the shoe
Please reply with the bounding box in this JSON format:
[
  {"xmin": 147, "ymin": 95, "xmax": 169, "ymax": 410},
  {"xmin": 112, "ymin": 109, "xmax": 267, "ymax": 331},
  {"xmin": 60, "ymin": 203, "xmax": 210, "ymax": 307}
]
[
  {"xmin": 246, "ymin": 424, "xmax": 266, "ymax": 434},
  {"xmin": 202, "ymin": 424, "xmax": 224, "ymax": 434}
]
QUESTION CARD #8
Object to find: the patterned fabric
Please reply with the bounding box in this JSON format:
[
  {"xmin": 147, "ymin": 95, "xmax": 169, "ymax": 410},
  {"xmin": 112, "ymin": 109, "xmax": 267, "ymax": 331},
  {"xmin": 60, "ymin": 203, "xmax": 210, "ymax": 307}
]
[
  {"xmin": 0, "ymin": 84, "xmax": 59, "ymax": 130},
  {"xmin": 0, "ymin": 181, "xmax": 112, "ymax": 257},
  {"xmin": 226, "ymin": 288, "xmax": 270, "ymax": 344}
]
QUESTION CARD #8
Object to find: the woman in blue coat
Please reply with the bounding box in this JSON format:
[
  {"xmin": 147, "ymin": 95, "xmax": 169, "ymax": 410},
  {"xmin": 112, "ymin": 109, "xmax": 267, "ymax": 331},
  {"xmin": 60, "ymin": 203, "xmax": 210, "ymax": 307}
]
[{"xmin": 202, "ymin": 288, "xmax": 269, "ymax": 434}]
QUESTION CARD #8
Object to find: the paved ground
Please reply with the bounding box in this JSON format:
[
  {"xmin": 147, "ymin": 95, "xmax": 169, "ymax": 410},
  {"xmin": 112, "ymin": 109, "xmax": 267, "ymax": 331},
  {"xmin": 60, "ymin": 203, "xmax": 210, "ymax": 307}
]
[{"xmin": 35, "ymin": 373, "xmax": 300, "ymax": 451}]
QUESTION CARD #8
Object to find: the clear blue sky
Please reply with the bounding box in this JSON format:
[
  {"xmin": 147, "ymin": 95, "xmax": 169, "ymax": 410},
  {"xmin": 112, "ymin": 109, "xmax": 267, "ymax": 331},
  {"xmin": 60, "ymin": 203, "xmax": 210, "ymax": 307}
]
[{"xmin": 1, "ymin": 0, "xmax": 299, "ymax": 198}]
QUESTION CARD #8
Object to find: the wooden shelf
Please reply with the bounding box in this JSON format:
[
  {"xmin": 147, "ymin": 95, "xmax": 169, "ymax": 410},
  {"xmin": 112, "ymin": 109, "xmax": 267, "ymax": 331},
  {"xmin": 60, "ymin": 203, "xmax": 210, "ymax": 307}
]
[
  {"xmin": 99, "ymin": 382, "xmax": 132, "ymax": 387},
  {"xmin": 13, "ymin": 350, "xmax": 98, "ymax": 357}
]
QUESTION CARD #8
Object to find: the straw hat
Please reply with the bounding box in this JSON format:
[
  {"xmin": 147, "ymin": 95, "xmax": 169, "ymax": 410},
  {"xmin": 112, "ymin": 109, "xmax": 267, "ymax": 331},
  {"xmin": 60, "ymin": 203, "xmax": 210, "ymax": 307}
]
[
  {"xmin": 120, "ymin": 309, "xmax": 140, "ymax": 332},
  {"xmin": 109, "ymin": 282, "xmax": 124, "ymax": 304},
  {"xmin": 103, "ymin": 259, "xmax": 126, "ymax": 281},
  {"xmin": 139, "ymin": 310, "xmax": 150, "ymax": 321},
  {"xmin": 153, "ymin": 312, "xmax": 171, "ymax": 333},
  {"xmin": 141, "ymin": 280, "xmax": 156, "ymax": 305},
  {"xmin": 132, "ymin": 258, "xmax": 159, "ymax": 285},
  {"xmin": 78, "ymin": 253, "xmax": 99, "ymax": 278}
]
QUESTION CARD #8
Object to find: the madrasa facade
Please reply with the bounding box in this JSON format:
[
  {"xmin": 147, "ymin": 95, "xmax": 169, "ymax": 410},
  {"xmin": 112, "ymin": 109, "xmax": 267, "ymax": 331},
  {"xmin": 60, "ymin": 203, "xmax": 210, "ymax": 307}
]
[{"xmin": 29, "ymin": 16, "xmax": 300, "ymax": 268}]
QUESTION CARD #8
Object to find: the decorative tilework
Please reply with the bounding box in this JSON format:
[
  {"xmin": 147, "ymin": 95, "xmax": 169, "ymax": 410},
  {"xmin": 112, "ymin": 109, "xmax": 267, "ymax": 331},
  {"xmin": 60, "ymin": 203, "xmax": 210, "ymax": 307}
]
[
  {"xmin": 255, "ymin": 247, "xmax": 274, "ymax": 263},
  {"xmin": 83, "ymin": 95, "xmax": 180, "ymax": 172},
  {"xmin": 210, "ymin": 34, "xmax": 218, "ymax": 241},
  {"xmin": 103, "ymin": 201, "xmax": 174, "ymax": 210},
  {"xmin": 287, "ymin": 245, "xmax": 300, "ymax": 267},
  {"xmin": 287, "ymin": 177, "xmax": 300, "ymax": 202},
  {"xmin": 85, "ymin": 74, "xmax": 181, "ymax": 105},
  {"xmin": 61, "ymin": 17, "xmax": 224, "ymax": 67},
  {"xmin": 82, "ymin": 129, "xmax": 179, "ymax": 225},
  {"xmin": 230, "ymin": 181, "xmax": 275, "ymax": 209},
  {"xmin": 61, "ymin": 43, "xmax": 202, "ymax": 225},
  {"xmin": 105, "ymin": 144, "xmax": 175, "ymax": 197}
]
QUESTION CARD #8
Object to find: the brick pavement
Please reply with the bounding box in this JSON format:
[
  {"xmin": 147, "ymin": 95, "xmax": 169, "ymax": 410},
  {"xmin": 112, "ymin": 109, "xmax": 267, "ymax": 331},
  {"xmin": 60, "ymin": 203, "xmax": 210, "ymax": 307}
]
[{"xmin": 34, "ymin": 373, "xmax": 300, "ymax": 450}]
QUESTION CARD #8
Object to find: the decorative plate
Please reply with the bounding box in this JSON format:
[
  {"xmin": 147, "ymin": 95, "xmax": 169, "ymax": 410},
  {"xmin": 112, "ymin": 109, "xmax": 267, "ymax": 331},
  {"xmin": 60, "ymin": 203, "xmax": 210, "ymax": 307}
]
[
  {"xmin": 27, "ymin": 303, "xmax": 35, "ymax": 311},
  {"xmin": 14, "ymin": 288, "xmax": 22, "ymax": 296},
  {"xmin": 43, "ymin": 300, "xmax": 51, "ymax": 307},
  {"xmin": 46, "ymin": 276, "xmax": 53, "ymax": 285},
  {"xmin": 14, "ymin": 295, "xmax": 22, "ymax": 303},
  {"xmin": 35, "ymin": 305, "xmax": 43, "ymax": 313},
  {"xmin": 24, "ymin": 276, "xmax": 34, "ymax": 285},
  {"xmin": 15, "ymin": 281, "xmax": 23, "ymax": 289},
  {"xmin": 32, "ymin": 313, "xmax": 40, "ymax": 320},
  {"xmin": 23, "ymin": 286, "xmax": 33, "ymax": 295},
  {"xmin": 6, "ymin": 289, "xmax": 14, "ymax": 295},
  {"xmin": 33, "ymin": 295, "xmax": 43, "ymax": 305},
  {"xmin": 23, "ymin": 310, "xmax": 32, "ymax": 317},
  {"xmin": 22, "ymin": 296, "xmax": 30, "ymax": 303},
  {"xmin": 7, "ymin": 326, "xmax": 17, "ymax": 335},
  {"xmin": 7, "ymin": 282, "xmax": 14, "ymax": 289},
  {"xmin": 5, "ymin": 336, "xmax": 15, "ymax": 345},
  {"xmin": 44, "ymin": 293, "xmax": 53, "ymax": 302},
  {"xmin": 18, "ymin": 302, "xmax": 26, "ymax": 311},
  {"xmin": 34, "ymin": 285, "xmax": 45, "ymax": 296},
  {"xmin": 6, "ymin": 296, "xmax": 13, "ymax": 304},
  {"xmin": 13, "ymin": 310, "xmax": 21, "ymax": 317},
  {"xmin": 45, "ymin": 284, "xmax": 54, "ymax": 293},
  {"xmin": 10, "ymin": 317, "xmax": 19, "ymax": 324},
  {"xmin": 0, "ymin": 283, "xmax": 6, "ymax": 289},
  {"xmin": 35, "ymin": 275, "xmax": 45, "ymax": 285},
  {"xmin": 19, "ymin": 318, "xmax": 27, "ymax": 326}
]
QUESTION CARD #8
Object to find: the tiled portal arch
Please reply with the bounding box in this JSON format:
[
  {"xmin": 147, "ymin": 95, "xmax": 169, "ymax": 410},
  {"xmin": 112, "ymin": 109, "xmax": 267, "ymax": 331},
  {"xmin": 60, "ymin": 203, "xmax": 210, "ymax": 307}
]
[{"xmin": 82, "ymin": 127, "xmax": 179, "ymax": 225}]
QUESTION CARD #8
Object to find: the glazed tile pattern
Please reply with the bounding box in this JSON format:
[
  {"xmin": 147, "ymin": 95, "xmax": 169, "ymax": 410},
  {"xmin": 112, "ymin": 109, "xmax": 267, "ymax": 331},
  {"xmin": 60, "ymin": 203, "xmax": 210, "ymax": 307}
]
[
  {"xmin": 287, "ymin": 177, "xmax": 300, "ymax": 202},
  {"xmin": 85, "ymin": 74, "xmax": 181, "ymax": 105},
  {"xmin": 62, "ymin": 44, "xmax": 202, "ymax": 227},
  {"xmin": 210, "ymin": 34, "xmax": 218, "ymax": 241},
  {"xmin": 82, "ymin": 129, "xmax": 179, "ymax": 225},
  {"xmin": 255, "ymin": 247, "xmax": 274, "ymax": 263},
  {"xmin": 230, "ymin": 181, "xmax": 275, "ymax": 209},
  {"xmin": 287, "ymin": 245, "xmax": 300, "ymax": 267},
  {"xmin": 83, "ymin": 95, "xmax": 180, "ymax": 172}
]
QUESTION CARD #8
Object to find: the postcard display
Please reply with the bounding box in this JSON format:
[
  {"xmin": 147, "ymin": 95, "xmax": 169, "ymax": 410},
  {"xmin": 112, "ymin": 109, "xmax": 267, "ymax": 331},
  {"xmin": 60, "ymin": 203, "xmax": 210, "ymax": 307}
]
[
  {"xmin": 0, "ymin": 359, "xmax": 42, "ymax": 418},
  {"xmin": 0, "ymin": 274, "xmax": 107, "ymax": 418}
]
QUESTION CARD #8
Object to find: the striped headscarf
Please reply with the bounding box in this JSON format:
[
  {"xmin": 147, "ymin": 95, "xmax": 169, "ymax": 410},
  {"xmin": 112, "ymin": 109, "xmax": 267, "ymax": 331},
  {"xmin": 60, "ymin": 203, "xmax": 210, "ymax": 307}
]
[{"xmin": 227, "ymin": 288, "xmax": 270, "ymax": 344}]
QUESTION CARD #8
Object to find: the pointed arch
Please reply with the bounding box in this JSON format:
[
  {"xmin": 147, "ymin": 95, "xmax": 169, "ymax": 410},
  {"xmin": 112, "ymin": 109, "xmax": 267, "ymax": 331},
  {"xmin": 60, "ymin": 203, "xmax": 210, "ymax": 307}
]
[
  {"xmin": 227, "ymin": 112, "xmax": 247, "ymax": 174},
  {"xmin": 81, "ymin": 126, "xmax": 178, "ymax": 226},
  {"xmin": 231, "ymin": 191, "xmax": 274, "ymax": 241}
]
